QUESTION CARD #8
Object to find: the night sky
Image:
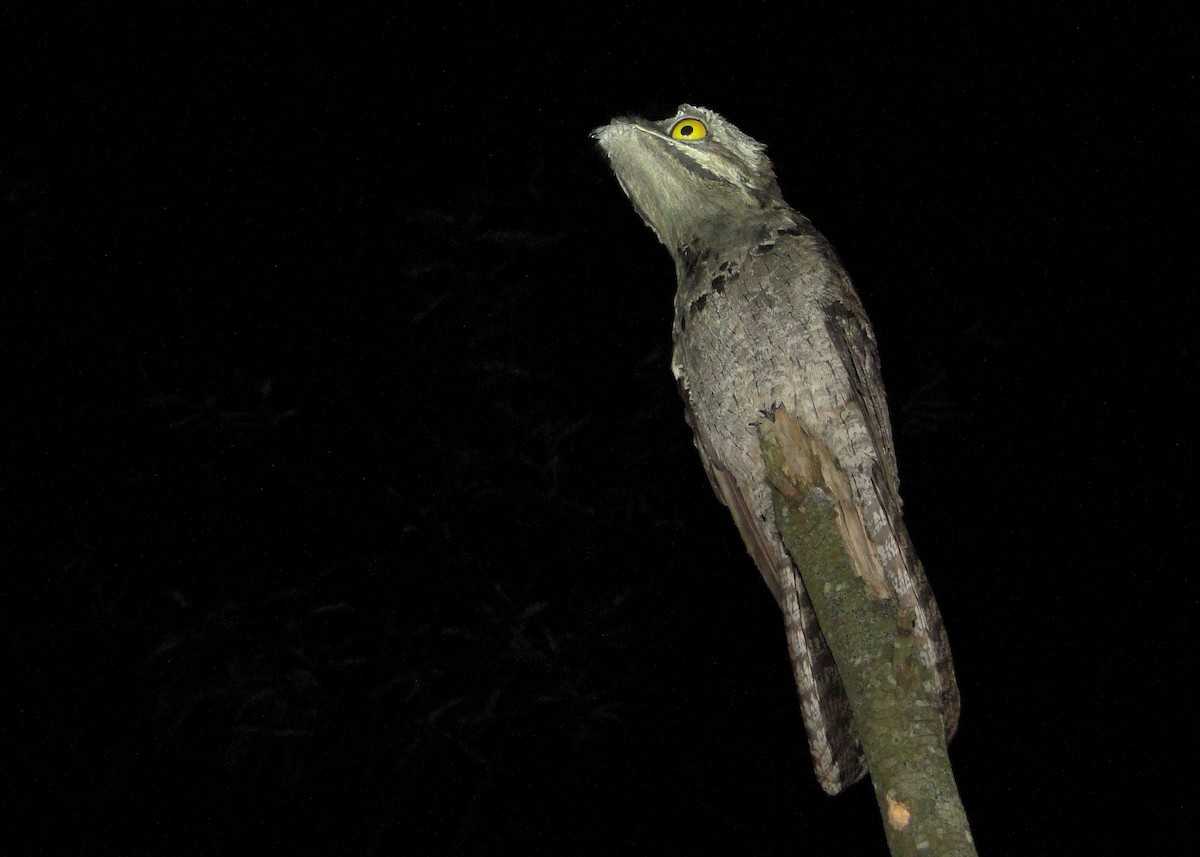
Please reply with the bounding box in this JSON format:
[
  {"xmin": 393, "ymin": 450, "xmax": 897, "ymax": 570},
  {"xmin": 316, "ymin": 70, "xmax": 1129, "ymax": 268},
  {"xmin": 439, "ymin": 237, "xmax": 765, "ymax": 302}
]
[{"xmin": 5, "ymin": 5, "xmax": 1195, "ymax": 855}]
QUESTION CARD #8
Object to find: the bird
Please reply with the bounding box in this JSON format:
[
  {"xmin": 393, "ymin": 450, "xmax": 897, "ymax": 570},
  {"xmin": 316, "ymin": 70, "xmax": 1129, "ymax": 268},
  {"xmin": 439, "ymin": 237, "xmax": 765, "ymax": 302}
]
[{"xmin": 593, "ymin": 105, "xmax": 959, "ymax": 795}]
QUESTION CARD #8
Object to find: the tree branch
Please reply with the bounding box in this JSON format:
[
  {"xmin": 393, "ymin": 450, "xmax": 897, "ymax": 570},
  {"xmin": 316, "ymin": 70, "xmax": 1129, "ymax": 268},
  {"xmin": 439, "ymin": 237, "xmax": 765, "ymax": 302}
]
[{"xmin": 757, "ymin": 405, "xmax": 976, "ymax": 857}]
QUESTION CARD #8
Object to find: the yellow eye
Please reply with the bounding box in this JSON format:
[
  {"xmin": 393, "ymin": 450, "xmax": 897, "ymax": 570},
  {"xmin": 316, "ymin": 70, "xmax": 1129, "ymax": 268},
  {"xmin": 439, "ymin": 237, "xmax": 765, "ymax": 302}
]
[{"xmin": 670, "ymin": 117, "xmax": 708, "ymax": 141}]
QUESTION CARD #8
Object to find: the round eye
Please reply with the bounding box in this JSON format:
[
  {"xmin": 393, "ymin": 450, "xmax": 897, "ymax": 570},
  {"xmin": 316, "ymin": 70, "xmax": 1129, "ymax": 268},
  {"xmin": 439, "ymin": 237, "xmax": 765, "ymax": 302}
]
[{"xmin": 670, "ymin": 118, "xmax": 708, "ymax": 141}]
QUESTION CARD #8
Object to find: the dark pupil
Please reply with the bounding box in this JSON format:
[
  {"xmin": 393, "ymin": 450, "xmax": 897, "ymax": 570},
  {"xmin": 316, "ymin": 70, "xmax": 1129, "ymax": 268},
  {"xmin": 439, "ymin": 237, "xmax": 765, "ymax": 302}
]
[{"xmin": 678, "ymin": 124, "xmax": 694, "ymax": 137}]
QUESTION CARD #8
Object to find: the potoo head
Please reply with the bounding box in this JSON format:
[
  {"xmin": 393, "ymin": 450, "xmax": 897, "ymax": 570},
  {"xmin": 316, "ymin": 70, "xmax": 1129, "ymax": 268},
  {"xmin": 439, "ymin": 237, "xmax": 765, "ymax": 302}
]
[{"xmin": 593, "ymin": 104, "xmax": 788, "ymax": 254}]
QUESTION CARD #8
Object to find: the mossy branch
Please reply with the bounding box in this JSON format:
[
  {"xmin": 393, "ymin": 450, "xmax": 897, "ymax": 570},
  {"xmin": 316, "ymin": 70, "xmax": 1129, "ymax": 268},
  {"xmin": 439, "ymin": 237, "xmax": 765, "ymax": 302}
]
[{"xmin": 758, "ymin": 406, "xmax": 976, "ymax": 857}]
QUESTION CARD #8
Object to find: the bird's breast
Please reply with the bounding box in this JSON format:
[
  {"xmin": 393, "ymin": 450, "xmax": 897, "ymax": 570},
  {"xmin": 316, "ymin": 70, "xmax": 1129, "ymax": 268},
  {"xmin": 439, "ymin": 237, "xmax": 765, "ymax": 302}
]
[{"xmin": 671, "ymin": 244, "xmax": 870, "ymax": 497}]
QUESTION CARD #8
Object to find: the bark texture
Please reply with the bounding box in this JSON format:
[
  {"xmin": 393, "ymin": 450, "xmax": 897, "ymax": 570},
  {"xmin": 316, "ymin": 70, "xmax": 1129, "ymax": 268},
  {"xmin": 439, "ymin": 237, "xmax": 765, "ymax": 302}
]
[{"xmin": 759, "ymin": 406, "xmax": 976, "ymax": 857}]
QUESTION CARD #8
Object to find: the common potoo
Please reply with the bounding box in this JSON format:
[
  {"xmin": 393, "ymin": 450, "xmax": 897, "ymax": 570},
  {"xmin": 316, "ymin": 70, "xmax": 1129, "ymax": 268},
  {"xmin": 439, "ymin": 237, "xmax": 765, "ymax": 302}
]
[{"xmin": 593, "ymin": 105, "xmax": 959, "ymax": 795}]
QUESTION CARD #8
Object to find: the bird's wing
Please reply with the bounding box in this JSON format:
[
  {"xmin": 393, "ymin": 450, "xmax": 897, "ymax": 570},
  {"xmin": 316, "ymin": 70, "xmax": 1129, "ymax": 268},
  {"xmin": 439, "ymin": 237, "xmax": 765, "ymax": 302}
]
[
  {"xmin": 682, "ymin": 399, "xmax": 868, "ymax": 793},
  {"xmin": 755, "ymin": 226, "xmax": 960, "ymax": 741},
  {"xmin": 819, "ymin": 256, "xmax": 961, "ymax": 740}
]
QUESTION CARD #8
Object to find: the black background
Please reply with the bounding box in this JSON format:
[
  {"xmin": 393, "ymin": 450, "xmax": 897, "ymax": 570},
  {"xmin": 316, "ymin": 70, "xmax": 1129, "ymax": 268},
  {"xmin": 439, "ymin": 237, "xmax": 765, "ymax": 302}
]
[{"xmin": 5, "ymin": 4, "xmax": 1196, "ymax": 855}]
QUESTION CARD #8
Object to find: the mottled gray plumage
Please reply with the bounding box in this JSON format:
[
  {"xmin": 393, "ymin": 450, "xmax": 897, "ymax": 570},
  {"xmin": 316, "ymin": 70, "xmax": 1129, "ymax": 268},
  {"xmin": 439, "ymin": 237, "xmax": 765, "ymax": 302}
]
[{"xmin": 594, "ymin": 105, "xmax": 959, "ymax": 795}]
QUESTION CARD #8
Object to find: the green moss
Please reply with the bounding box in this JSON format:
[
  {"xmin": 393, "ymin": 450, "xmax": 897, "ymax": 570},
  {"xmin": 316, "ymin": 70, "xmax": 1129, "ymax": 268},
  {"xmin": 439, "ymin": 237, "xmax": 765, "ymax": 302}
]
[{"xmin": 759, "ymin": 412, "xmax": 976, "ymax": 857}]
